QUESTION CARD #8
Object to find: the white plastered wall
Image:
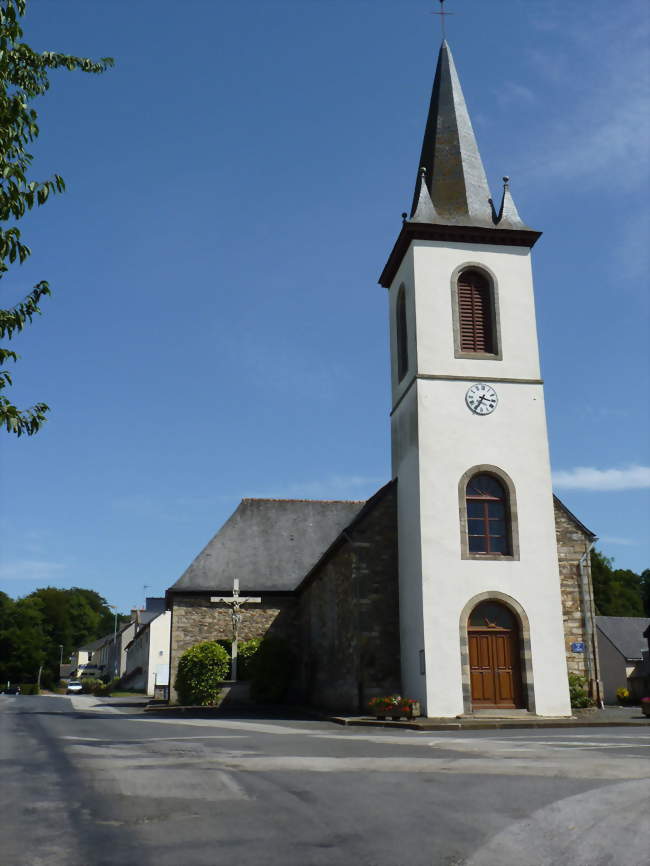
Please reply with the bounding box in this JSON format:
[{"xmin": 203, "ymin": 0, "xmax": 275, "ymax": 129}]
[
  {"xmin": 147, "ymin": 612, "xmax": 171, "ymax": 696},
  {"xmin": 389, "ymin": 239, "xmax": 571, "ymax": 718}
]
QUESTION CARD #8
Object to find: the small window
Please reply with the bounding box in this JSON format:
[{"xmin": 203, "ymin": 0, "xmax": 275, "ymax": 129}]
[
  {"xmin": 457, "ymin": 269, "xmax": 495, "ymax": 354},
  {"xmin": 396, "ymin": 284, "xmax": 408, "ymax": 381},
  {"xmin": 466, "ymin": 473, "xmax": 510, "ymax": 555}
]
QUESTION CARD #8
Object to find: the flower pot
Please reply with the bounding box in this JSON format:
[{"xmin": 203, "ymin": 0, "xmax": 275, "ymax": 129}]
[
  {"xmin": 641, "ymin": 702, "xmax": 650, "ymax": 718},
  {"xmin": 372, "ymin": 701, "xmax": 421, "ymax": 721}
]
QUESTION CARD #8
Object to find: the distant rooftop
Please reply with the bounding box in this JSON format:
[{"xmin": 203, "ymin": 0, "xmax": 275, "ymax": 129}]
[{"xmin": 596, "ymin": 616, "xmax": 650, "ymax": 660}]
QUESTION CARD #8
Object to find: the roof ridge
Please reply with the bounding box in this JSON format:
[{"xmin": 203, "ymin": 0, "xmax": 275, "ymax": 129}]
[{"xmin": 240, "ymin": 497, "xmax": 367, "ymax": 504}]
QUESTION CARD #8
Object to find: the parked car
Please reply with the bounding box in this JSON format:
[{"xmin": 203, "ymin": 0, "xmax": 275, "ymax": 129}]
[
  {"xmin": 66, "ymin": 680, "xmax": 83, "ymax": 694},
  {"xmin": 1, "ymin": 685, "xmax": 20, "ymax": 695}
]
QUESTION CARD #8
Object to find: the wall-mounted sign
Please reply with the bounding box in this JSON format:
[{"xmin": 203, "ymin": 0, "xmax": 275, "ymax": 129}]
[{"xmin": 571, "ymin": 642, "xmax": 585, "ymax": 653}]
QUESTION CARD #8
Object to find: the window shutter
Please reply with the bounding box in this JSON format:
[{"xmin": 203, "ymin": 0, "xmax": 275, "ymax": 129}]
[{"xmin": 457, "ymin": 271, "xmax": 494, "ymax": 353}]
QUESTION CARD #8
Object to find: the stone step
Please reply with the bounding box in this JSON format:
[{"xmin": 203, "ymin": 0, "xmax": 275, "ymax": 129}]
[{"xmin": 466, "ymin": 709, "xmax": 535, "ymax": 719}]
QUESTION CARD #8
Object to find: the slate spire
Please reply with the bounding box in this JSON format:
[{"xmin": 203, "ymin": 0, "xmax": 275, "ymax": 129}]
[
  {"xmin": 494, "ymin": 176, "xmax": 529, "ymax": 229},
  {"xmin": 410, "ymin": 40, "xmax": 494, "ymax": 227}
]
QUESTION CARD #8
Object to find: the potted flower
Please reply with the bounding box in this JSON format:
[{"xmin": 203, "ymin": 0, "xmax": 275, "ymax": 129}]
[
  {"xmin": 368, "ymin": 695, "xmax": 421, "ymax": 721},
  {"xmin": 641, "ymin": 697, "xmax": 650, "ymax": 718},
  {"xmin": 616, "ymin": 687, "xmax": 631, "ymax": 706}
]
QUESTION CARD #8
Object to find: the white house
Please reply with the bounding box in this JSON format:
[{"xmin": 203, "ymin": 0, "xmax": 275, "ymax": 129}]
[{"xmin": 124, "ymin": 599, "xmax": 171, "ymax": 696}]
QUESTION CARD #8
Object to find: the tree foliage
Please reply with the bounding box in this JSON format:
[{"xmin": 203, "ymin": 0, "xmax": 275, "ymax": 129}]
[
  {"xmin": 174, "ymin": 641, "xmax": 230, "ymax": 706},
  {"xmin": 591, "ymin": 550, "xmax": 647, "ymax": 617},
  {"xmin": 0, "ymin": 586, "xmax": 127, "ymax": 685},
  {"xmin": 0, "ymin": 0, "xmax": 112, "ymax": 435}
]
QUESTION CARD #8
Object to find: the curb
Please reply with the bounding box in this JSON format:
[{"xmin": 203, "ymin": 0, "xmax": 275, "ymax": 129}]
[
  {"xmin": 142, "ymin": 703, "xmax": 649, "ymax": 730},
  {"xmin": 326, "ymin": 716, "xmax": 650, "ymax": 731}
]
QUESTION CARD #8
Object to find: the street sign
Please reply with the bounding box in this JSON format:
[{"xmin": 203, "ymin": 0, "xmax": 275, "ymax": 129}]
[{"xmin": 571, "ymin": 642, "xmax": 585, "ymax": 653}]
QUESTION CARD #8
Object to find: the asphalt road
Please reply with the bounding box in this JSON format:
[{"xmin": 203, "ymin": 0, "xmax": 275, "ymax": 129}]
[{"xmin": 1, "ymin": 694, "xmax": 648, "ymax": 866}]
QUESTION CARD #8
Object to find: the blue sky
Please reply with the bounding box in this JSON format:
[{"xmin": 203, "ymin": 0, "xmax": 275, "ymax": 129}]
[{"xmin": 1, "ymin": 0, "xmax": 648, "ymax": 613}]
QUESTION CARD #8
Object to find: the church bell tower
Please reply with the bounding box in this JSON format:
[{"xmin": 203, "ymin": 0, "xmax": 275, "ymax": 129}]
[{"xmin": 380, "ymin": 41, "xmax": 571, "ymax": 718}]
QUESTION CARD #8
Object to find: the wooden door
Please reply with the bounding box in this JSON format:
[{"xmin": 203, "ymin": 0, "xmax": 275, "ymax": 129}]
[{"xmin": 469, "ymin": 628, "xmax": 521, "ymax": 708}]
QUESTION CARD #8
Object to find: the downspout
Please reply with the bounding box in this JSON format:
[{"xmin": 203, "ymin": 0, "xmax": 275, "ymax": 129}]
[{"xmin": 579, "ymin": 539, "xmax": 603, "ymax": 708}]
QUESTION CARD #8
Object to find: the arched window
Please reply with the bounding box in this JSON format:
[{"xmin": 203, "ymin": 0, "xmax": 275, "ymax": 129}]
[
  {"xmin": 396, "ymin": 284, "xmax": 408, "ymax": 381},
  {"xmin": 457, "ymin": 269, "xmax": 495, "ymax": 354},
  {"xmin": 466, "ymin": 473, "xmax": 509, "ymax": 554},
  {"xmin": 469, "ymin": 600, "xmax": 517, "ymax": 629}
]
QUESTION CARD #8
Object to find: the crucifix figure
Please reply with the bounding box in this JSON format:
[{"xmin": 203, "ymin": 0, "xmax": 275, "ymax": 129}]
[{"xmin": 210, "ymin": 578, "xmax": 261, "ymax": 681}]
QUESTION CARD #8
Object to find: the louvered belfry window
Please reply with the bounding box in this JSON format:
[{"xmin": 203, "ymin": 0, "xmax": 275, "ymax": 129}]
[{"xmin": 457, "ymin": 269, "xmax": 494, "ymax": 353}]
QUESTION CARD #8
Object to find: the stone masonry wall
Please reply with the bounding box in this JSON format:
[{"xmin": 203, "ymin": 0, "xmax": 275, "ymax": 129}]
[
  {"xmin": 554, "ymin": 500, "xmax": 599, "ymax": 692},
  {"xmin": 296, "ymin": 485, "xmax": 401, "ymax": 713},
  {"xmin": 168, "ymin": 594, "xmax": 296, "ymax": 702}
]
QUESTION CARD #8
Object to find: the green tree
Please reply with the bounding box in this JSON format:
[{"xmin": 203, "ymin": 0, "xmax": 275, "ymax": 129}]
[
  {"xmin": 70, "ymin": 587, "xmax": 128, "ymax": 636},
  {"xmin": 591, "ymin": 549, "xmax": 645, "ymax": 617},
  {"xmin": 0, "ymin": 586, "xmax": 128, "ymax": 686},
  {"xmin": 640, "ymin": 569, "xmax": 650, "ymax": 617},
  {"xmin": 0, "ymin": 594, "xmax": 46, "ymax": 683},
  {"xmin": 0, "ymin": 0, "xmax": 112, "ymax": 435}
]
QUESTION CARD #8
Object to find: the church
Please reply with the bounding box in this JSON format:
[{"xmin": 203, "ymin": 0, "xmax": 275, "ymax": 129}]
[{"xmin": 165, "ymin": 38, "xmax": 601, "ymax": 718}]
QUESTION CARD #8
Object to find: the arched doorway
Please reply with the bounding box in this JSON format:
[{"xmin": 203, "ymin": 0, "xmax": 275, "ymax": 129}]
[{"xmin": 468, "ymin": 600, "xmax": 524, "ymax": 708}]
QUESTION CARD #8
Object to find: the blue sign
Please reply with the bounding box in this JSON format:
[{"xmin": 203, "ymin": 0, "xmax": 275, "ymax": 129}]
[{"xmin": 571, "ymin": 642, "xmax": 585, "ymax": 653}]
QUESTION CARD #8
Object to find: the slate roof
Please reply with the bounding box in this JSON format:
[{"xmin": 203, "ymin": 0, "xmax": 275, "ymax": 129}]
[
  {"xmin": 295, "ymin": 481, "xmax": 396, "ymax": 594},
  {"xmin": 596, "ymin": 616, "xmax": 650, "ymax": 661},
  {"xmin": 167, "ymin": 498, "xmax": 366, "ymax": 594},
  {"xmin": 410, "ymin": 40, "xmax": 494, "ymax": 227},
  {"xmin": 78, "ymin": 635, "xmax": 112, "ymax": 652},
  {"xmin": 553, "ymin": 495, "xmax": 597, "ymax": 540}
]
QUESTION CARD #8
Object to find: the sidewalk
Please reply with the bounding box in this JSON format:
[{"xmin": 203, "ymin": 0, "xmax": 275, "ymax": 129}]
[{"xmin": 326, "ymin": 705, "xmax": 649, "ymax": 731}]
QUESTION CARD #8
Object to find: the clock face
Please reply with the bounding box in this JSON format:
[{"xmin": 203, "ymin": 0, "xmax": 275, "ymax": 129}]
[{"xmin": 466, "ymin": 383, "xmax": 498, "ymax": 415}]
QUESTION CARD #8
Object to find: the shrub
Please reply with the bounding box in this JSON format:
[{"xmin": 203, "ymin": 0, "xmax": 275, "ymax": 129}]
[
  {"xmin": 616, "ymin": 687, "xmax": 630, "ymax": 705},
  {"xmin": 568, "ymin": 673, "xmax": 592, "ymax": 708},
  {"xmin": 80, "ymin": 678, "xmax": 103, "ymax": 694},
  {"xmin": 18, "ymin": 683, "xmax": 39, "ymax": 695},
  {"xmin": 94, "ymin": 677, "xmax": 121, "ymax": 696},
  {"xmin": 174, "ymin": 641, "xmax": 230, "ymax": 706},
  {"xmin": 237, "ymin": 638, "xmax": 261, "ymax": 680},
  {"xmin": 249, "ymin": 636, "xmax": 295, "ymax": 703}
]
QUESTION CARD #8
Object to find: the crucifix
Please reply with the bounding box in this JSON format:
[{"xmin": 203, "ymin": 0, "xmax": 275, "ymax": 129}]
[
  {"xmin": 433, "ymin": 0, "xmax": 453, "ymax": 39},
  {"xmin": 210, "ymin": 578, "xmax": 261, "ymax": 681}
]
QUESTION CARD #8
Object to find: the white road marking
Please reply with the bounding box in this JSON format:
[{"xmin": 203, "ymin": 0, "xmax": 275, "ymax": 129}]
[
  {"xmin": 512, "ymin": 740, "xmax": 650, "ymax": 748},
  {"xmin": 60, "ymin": 734, "xmax": 246, "ymax": 742}
]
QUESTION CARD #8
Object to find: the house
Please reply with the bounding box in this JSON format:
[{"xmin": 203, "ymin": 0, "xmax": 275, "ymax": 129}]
[
  {"xmin": 596, "ymin": 616, "xmax": 650, "ymax": 704},
  {"xmin": 69, "ymin": 610, "xmax": 141, "ymax": 682},
  {"xmin": 70, "ymin": 635, "xmax": 112, "ymax": 679},
  {"xmin": 124, "ymin": 598, "xmax": 171, "ymax": 696}
]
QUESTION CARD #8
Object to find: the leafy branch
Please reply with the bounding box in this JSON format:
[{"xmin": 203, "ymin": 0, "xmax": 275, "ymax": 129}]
[{"xmin": 0, "ymin": 0, "xmax": 112, "ymax": 435}]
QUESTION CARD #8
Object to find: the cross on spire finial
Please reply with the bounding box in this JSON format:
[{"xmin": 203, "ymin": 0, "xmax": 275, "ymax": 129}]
[{"xmin": 433, "ymin": 0, "xmax": 453, "ymax": 40}]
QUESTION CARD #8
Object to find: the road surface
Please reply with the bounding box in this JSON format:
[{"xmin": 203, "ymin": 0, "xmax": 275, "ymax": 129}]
[{"xmin": 1, "ymin": 694, "xmax": 648, "ymax": 866}]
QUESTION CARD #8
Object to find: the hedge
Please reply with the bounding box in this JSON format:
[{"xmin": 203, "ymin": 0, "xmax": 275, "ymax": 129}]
[{"xmin": 174, "ymin": 641, "xmax": 230, "ymax": 706}]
